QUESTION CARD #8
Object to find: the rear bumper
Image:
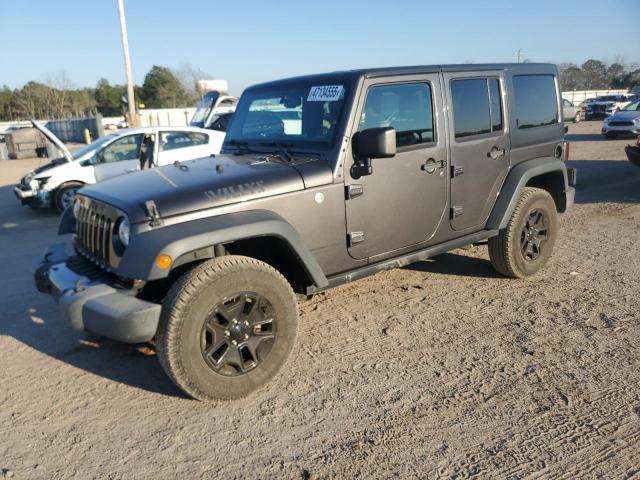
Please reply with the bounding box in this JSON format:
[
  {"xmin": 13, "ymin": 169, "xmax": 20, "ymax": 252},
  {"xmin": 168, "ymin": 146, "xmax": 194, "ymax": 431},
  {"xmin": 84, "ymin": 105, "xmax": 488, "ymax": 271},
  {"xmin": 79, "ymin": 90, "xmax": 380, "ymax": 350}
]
[
  {"xmin": 34, "ymin": 243, "xmax": 161, "ymax": 343},
  {"xmin": 565, "ymin": 167, "xmax": 577, "ymax": 210}
]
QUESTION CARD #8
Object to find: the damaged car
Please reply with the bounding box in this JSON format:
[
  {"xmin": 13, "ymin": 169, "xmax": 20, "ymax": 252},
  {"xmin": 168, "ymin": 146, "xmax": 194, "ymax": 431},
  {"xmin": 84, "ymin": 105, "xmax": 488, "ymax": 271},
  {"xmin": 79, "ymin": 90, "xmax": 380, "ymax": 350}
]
[{"xmin": 14, "ymin": 121, "xmax": 226, "ymax": 211}]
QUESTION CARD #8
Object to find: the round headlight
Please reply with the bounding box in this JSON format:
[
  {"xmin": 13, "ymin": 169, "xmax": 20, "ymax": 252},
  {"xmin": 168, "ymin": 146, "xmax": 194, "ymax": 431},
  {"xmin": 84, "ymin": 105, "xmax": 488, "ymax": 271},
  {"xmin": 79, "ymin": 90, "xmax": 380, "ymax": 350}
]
[{"xmin": 117, "ymin": 216, "xmax": 130, "ymax": 247}]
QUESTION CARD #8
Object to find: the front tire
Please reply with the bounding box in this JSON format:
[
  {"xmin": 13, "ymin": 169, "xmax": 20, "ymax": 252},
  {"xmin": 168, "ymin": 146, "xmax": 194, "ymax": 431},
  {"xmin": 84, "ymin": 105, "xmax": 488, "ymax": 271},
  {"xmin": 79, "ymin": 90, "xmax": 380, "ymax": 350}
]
[
  {"xmin": 488, "ymin": 187, "xmax": 558, "ymax": 279},
  {"xmin": 156, "ymin": 256, "xmax": 298, "ymax": 401},
  {"xmin": 53, "ymin": 182, "xmax": 83, "ymax": 212}
]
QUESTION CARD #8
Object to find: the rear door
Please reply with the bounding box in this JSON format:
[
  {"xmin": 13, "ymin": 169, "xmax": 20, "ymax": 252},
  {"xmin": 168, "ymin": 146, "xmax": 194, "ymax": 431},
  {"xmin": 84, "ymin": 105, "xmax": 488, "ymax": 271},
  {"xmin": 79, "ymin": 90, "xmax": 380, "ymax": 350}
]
[
  {"xmin": 443, "ymin": 72, "xmax": 510, "ymax": 231},
  {"xmin": 93, "ymin": 133, "xmax": 143, "ymax": 182},
  {"xmin": 345, "ymin": 74, "xmax": 448, "ymax": 260},
  {"xmin": 156, "ymin": 130, "xmax": 211, "ymax": 165}
]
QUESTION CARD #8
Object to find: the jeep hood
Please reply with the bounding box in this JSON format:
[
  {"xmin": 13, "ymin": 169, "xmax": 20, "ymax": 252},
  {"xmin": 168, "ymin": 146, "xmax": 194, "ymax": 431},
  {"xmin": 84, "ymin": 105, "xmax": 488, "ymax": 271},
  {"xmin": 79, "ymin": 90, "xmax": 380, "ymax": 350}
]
[{"xmin": 79, "ymin": 154, "xmax": 332, "ymax": 223}]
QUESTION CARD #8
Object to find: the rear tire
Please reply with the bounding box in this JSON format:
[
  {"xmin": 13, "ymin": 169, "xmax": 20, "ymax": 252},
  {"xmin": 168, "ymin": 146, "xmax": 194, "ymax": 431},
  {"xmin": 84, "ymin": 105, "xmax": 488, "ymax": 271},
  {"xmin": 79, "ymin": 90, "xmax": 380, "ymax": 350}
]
[
  {"xmin": 156, "ymin": 256, "xmax": 298, "ymax": 401},
  {"xmin": 488, "ymin": 187, "xmax": 558, "ymax": 279},
  {"xmin": 53, "ymin": 182, "xmax": 83, "ymax": 212}
]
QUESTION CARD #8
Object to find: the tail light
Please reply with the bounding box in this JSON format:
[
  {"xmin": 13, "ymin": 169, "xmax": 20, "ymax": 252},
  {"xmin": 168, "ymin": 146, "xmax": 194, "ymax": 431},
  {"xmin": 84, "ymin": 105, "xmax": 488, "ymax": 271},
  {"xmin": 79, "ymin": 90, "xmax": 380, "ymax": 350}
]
[{"xmin": 563, "ymin": 140, "xmax": 570, "ymax": 162}]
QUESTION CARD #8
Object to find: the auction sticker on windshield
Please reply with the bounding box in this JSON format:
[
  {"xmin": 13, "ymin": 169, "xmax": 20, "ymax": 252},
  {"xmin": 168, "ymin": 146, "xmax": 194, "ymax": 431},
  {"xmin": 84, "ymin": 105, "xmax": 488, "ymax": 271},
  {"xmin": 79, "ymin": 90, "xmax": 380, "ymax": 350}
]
[{"xmin": 308, "ymin": 85, "xmax": 344, "ymax": 102}]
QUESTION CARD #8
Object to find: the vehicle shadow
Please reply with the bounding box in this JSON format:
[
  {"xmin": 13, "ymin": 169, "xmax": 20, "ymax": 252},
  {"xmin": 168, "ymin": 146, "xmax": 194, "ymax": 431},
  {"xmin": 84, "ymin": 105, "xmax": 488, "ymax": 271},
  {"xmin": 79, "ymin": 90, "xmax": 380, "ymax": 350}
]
[
  {"xmin": 404, "ymin": 252, "xmax": 502, "ymax": 279},
  {"xmin": 567, "ymin": 159, "xmax": 640, "ymax": 204},
  {"xmin": 0, "ymin": 306, "xmax": 188, "ymax": 399}
]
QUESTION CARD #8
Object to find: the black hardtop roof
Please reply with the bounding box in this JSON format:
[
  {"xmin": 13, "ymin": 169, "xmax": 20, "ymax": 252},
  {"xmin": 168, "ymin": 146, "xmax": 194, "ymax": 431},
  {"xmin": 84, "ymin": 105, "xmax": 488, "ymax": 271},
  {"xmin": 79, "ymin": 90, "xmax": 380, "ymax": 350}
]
[{"xmin": 249, "ymin": 63, "xmax": 557, "ymax": 90}]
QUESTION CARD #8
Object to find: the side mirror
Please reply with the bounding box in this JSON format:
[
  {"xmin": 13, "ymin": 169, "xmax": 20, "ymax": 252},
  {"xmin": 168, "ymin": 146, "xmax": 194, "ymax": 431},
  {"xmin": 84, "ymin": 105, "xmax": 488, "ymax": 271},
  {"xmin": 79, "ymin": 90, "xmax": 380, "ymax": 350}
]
[
  {"xmin": 355, "ymin": 127, "xmax": 396, "ymax": 159},
  {"xmin": 351, "ymin": 127, "xmax": 396, "ymax": 179}
]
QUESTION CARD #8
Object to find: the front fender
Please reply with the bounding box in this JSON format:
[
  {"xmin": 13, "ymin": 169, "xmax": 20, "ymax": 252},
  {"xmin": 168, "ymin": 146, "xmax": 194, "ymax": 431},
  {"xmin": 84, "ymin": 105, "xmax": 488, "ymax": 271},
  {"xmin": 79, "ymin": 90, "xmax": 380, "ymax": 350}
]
[
  {"xmin": 116, "ymin": 210, "xmax": 329, "ymax": 288},
  {"xmin": 486, "ymin": 157, "xmax": 570, "ymax": 230}
]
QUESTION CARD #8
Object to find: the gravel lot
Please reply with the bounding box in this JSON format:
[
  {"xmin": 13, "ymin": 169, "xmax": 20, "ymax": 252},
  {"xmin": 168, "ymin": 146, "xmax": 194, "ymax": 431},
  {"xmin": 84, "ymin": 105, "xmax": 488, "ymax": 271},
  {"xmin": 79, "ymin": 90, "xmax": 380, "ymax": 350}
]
[{"xmin": 1, "ymin": 121, "xmax": 639, "ymax": 479}]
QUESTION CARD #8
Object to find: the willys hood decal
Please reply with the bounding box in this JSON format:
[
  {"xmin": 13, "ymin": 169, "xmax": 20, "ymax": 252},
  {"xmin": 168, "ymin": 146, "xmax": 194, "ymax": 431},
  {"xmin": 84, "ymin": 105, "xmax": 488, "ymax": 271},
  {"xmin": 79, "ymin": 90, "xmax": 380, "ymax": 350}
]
[{"xmin": 79, "ymin": 154, "xmax": 331, "ymax": 223}]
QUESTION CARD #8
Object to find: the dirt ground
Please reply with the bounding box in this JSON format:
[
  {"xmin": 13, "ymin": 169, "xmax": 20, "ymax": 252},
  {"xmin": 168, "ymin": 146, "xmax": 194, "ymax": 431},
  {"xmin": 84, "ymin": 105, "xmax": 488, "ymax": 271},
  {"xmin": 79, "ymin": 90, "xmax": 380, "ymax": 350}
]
[{"xmin": 1, "ymin": 121, "xmax": 639, "ymax": 479}]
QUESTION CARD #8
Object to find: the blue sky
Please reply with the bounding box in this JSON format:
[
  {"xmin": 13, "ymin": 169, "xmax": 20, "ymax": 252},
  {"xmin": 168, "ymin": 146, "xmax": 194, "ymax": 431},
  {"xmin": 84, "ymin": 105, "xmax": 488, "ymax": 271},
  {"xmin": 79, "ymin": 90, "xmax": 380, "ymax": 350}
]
[{"xmin": 1, "ymin": 0, "xmax": 639, "ymax": 95}]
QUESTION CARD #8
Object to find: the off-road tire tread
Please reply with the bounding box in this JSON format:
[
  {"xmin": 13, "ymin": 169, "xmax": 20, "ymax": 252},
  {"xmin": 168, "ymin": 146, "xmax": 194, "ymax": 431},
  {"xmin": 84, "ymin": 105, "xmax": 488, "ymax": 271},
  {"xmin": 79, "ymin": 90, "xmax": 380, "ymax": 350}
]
[
  {"xmin": 488, "ymin": 187, "xmax": 555, "ymax": 279},
  {"xmin": 156, "ymin": 255, "xmax": 297, "ymax": 401}
]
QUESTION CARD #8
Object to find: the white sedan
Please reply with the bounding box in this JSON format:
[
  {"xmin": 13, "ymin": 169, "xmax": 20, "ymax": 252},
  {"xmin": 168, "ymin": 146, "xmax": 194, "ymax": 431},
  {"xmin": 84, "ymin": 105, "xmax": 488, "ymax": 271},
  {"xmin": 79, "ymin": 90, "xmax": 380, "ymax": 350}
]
[{"xmin": 15, "ymin": 122, "xmax": 225, "ymax": 211}]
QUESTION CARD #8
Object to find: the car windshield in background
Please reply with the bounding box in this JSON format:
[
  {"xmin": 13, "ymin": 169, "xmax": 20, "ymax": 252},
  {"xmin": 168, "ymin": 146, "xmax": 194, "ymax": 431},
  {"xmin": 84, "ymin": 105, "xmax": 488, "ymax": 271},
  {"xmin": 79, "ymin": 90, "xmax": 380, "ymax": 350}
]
[
  {"xmin": 191, "ymin": 92, "xmax": 220, "ymax": 127},
  {"xmin": 72, "ymin": 133, "xmax": 118, "ymax": 160},
  {"xmin": 622, "ymin": 101, "xmax": 640, "ymax": 111},
  {"xmin": 225, "ymin": 82, "xmax": 349, "ymax": 148}
]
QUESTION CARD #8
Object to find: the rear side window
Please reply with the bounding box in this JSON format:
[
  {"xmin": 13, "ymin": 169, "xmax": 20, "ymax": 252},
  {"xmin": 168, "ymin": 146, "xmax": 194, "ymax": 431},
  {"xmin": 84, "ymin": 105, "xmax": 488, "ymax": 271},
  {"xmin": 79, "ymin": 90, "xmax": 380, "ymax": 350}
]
[
  {"xmin": 451, "ymin": 78, "xmax": 503, "ymax": 139},
  {"xmin": 513, "ymin": 75, "xmax": 559, "ymax": 129},
  {"xmin": 359, "ymin": 83, "xmax": 434, "ymax": 148},
  {"xmin": 160, "ymin": 131, "xmax": 208, "ymax": 151},
  {"xmin": 489, "ymin": 79, "xmax": 503, "ymax": 132}
]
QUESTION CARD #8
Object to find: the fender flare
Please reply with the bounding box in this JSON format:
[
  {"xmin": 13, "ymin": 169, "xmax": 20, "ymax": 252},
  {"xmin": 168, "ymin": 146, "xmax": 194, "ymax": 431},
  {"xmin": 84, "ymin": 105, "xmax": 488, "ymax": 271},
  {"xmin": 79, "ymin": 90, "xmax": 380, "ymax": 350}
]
[
  {"xmin": 486, "ymin": 157, "xmax": 569, "ymax": 230},
  {"xmin": 117, "ymin": 210, "xmax": 329, "ymax": 288}
]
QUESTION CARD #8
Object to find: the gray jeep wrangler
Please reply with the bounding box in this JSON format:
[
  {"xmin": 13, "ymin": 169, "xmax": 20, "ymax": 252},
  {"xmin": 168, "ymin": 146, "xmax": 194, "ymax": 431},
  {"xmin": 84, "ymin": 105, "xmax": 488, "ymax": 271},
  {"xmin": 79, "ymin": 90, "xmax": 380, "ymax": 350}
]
[{"xmin": 35, "ymin": 63, "xmax": 576, "ymax": 400}]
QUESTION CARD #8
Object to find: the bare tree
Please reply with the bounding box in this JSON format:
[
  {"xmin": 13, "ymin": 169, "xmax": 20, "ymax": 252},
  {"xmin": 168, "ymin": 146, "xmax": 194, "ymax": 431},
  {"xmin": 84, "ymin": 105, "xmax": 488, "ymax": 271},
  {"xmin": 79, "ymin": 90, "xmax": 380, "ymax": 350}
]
[
  {"xmin": 13, "ymin": 82, "xmax": 49, "ymax": 119},
  {"xmin": 45, "ymin": 70, "xmax": 73, "ymax": 118},
  {"xmin": 173, "ymin": 63, "xmax": 213, "ymax": 99}
]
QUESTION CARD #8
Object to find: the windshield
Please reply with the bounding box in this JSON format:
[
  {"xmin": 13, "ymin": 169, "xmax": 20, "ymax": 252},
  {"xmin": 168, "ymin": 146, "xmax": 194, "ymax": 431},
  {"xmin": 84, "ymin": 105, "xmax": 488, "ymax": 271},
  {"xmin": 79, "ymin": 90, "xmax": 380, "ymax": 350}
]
[
  {"xmin": 190, "ymin": 91, "xmax": 220, "ymax": 128},
  {"xmin": 72, "ymin": 133, "xmax": 118, "ymax": 160},
  {"xmin": 622, "ymin": 101, "xmax": 640, "ymax": 112},
  {"xmin": 225, "ymin": 81, "xmax": 350, "ymax": 149}
]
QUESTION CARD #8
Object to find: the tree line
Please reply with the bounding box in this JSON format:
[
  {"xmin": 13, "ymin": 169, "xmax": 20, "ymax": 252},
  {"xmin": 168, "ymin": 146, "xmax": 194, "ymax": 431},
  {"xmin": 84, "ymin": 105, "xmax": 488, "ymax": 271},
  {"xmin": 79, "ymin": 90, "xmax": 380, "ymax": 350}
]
[
  {"xmin": 559, "ymin": 58, "xmax": 640, "ymax": 91},
  {"xmin": 1, "ymin": 59, "xmax": 639, "ymax": 121},
  {"xmin": 0, "ymin": 64, "xmax": 210, "ymax": 121}
]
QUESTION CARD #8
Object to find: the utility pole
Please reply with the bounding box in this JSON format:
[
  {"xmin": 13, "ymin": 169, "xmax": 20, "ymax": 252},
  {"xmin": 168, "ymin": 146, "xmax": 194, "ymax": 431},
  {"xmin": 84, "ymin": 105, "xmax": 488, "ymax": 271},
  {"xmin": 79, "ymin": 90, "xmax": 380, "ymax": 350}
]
[
  {"xmin": 117, "ymin": 0, "xmax": 137, "ymax": 127},
  {"xmin": 515, "ymin": 49, "xmax": 523, "ymax": 63}
]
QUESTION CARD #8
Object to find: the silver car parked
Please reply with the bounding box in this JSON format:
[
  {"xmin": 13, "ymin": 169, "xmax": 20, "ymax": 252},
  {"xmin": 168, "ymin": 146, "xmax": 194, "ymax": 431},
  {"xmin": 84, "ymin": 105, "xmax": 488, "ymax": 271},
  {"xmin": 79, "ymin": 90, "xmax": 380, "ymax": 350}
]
[
  {"xmin": 601, "ymin": 101, "xmax": 640, "ymax": 139},
  {"xmin": 562, "ymin": 98, "xmax": 581, "ymax": 123}
]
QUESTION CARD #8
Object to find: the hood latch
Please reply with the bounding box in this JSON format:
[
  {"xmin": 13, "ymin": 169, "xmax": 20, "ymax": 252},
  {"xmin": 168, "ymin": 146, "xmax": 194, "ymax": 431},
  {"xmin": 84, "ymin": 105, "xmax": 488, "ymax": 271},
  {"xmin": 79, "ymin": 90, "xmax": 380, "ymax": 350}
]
[{"xmin": 145, "ymin": 200, "xmax": 162, "ymax": 227}]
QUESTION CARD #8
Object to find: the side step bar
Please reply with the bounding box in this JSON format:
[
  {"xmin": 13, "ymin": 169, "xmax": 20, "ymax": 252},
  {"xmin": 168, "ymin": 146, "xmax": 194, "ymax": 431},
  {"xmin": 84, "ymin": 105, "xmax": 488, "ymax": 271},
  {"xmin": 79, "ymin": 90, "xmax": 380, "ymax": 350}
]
[{"xmin": 305, "ymin": 229, "xmax": 498, "ymax": 295}]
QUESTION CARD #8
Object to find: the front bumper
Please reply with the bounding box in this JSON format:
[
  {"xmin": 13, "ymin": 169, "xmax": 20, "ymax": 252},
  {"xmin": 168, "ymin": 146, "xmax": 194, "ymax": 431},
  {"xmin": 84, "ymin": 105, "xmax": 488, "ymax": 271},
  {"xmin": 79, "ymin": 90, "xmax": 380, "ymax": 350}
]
[
  {"xmin": 14, "ymin": 184, "xmax": 49, "ymax": 207},
  {"xmin": 601, "ymin": 124, "xmax": 640, "ymax": 135},
  {"xmin": 34, "ymin": 243, "xmax": 161, "ymax": 343}
]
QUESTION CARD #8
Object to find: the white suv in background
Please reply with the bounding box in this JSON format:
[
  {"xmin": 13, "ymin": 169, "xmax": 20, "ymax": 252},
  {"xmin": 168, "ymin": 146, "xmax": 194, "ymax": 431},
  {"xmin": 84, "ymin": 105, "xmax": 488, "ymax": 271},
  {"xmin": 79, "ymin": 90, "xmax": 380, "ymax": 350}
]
[{"xmin": 15, "ymin": 122, "xmax": 225, "ymax": 211}]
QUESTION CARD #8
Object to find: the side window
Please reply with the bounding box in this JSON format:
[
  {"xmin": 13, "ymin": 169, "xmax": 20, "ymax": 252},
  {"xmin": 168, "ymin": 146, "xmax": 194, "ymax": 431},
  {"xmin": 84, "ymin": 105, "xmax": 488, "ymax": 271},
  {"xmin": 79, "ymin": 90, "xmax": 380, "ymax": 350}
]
[
  {"xmin": 563, "ymin": 99, "xmax": 572, "ymax": 107},
  {"xmin": 513, "ymin": 75, "xmax": 559, "ymax": 129},
  {"xmin": 359, "ymin": 83, "xmax": 434, "ymax": 148},
  {"xmin": 489, "ymin": 79, "xmax": 503, "ymax": 132},
  {"xmin": 160, "ymin": 131, "xmax": 208, "ymax": 151},
  {"xmin": 101, "ymin": 134, "xmax": 143, "ymax": 162}
]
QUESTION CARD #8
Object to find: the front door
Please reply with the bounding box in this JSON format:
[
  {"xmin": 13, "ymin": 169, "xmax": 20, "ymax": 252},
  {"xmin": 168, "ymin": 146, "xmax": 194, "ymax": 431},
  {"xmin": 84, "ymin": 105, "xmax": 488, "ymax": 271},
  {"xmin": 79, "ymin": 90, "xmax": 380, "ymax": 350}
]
[
  {"xmin": 345, "ymin": 75, "xmax": 448, "ymax": 260},
  {"xmin": 443, "ymin": 72, "xmax": 510, "ymax": 231},
  {"xmin": 93, "ymin": 133, "xmax": 144, "ymax": 182}
]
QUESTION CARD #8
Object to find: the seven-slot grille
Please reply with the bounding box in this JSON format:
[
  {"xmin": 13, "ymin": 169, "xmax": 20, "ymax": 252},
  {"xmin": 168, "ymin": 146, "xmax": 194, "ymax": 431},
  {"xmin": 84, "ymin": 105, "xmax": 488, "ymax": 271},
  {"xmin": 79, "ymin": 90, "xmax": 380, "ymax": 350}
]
[{"xmin": 75, "ymin": 198, "xmax": 120, "ymax": 269}]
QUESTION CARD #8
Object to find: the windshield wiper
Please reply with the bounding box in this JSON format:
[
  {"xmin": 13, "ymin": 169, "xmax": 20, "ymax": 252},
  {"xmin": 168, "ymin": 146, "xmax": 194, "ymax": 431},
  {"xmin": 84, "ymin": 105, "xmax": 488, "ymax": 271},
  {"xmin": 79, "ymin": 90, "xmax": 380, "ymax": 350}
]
[
  {"xmin": 224, "ymin": 139, "xmax": 264, "ymax": 156},
  {"xmin": 259, "ymin": 141, "xmax": 294, "ymax": 162}
]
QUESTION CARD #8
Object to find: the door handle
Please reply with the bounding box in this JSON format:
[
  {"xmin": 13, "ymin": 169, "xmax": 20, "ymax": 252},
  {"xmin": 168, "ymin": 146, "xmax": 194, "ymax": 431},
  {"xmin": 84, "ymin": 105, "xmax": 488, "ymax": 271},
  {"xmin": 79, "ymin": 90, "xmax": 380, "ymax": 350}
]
[
  {"xmin": 126, "ymin": 167, "xmax": 139, "ymax": 173},
  {"xmin": 421, "ymin": 158, "xmax": 446, "ymax": 174},
  {"xmin": 487, "ymin": 147, "xmax": 506, "ymax": 160}
]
